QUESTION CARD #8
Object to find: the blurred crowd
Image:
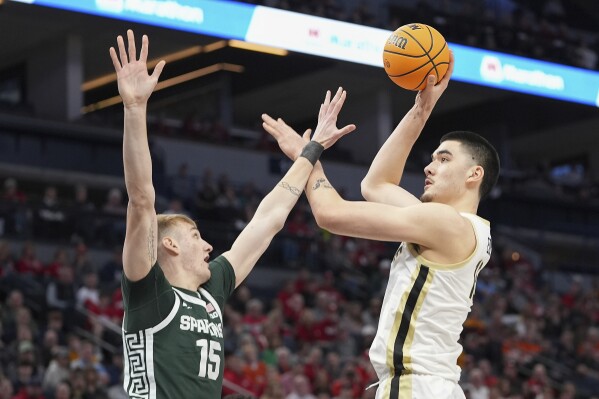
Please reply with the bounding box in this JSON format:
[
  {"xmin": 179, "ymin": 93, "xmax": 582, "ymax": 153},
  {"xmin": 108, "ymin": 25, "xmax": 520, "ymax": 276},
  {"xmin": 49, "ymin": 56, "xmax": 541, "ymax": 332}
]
[
  {"xmin": 0, "ymin": 241, "xmax": 126, "ymax": 399},
  {"xmin": 239, "ymin": 0, "xmax": 598, "ymax": 71},
  {"xmin": 1, "ymin": 173, "xmax": 599, "ymax": 399}
]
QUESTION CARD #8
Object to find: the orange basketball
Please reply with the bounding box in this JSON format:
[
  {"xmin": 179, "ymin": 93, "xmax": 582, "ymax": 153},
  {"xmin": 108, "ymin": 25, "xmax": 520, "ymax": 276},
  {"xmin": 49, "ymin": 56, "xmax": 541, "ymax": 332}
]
[{"xmin": 383, "ymin": 23, "xmax": 450, "ymax": 91}]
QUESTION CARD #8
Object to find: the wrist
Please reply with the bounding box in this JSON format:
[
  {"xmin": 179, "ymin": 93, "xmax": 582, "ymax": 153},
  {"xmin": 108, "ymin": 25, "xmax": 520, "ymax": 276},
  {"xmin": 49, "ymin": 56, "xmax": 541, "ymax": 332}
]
[
  {"xmin": 123, "ymin": 102, "xmax": 148, "ymax": 112},
  {"xmin": 414, "ymin": 99, "xmax": 436, "ymax": 116},
  {"xmin": 299, "ymin": 141, "xmax": 324, "ymax": 165}
]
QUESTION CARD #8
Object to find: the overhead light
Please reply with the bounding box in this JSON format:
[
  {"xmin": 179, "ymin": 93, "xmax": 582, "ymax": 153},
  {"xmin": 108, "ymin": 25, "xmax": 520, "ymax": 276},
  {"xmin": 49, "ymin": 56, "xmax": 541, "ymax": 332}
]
[
  {"xmin": 82, "ymin": 63, "xmax": 244, "ymax": 114},
  {"xmin": 228, "ymin": 40, "xmax": 288, "ymax": 56},
  {"xmin": 203, "ymin": 40, "xmax": 227, "ymax": 53},
  {"xmin": 82, "ymin": 42, "xmax": 224, "ymax": 91}
]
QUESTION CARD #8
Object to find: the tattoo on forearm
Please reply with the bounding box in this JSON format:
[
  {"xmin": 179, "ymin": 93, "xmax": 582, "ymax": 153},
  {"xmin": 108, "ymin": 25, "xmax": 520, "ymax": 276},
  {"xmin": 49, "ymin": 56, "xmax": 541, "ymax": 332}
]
[
  {"xmin": 148, "ymin": 226, "xmax": 155, "ymax": 264},
  {"xmin": 278, "ymin": 181, "xmax": 301, "ymax": 196},
  {"xmin": 312, "ymin": 178, "xmax": 332, "ymax": 191}
]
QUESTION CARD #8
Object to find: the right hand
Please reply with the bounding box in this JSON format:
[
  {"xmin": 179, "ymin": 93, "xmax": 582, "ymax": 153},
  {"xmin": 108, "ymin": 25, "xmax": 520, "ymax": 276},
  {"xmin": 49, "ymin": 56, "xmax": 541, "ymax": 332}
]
[
  {"xmin": 415, "ymin": 49, "xmax": 454, "ymax": 112},
  {"xmin": 109, "ymin": 30, "xmax": 165, "ymax": 108}
]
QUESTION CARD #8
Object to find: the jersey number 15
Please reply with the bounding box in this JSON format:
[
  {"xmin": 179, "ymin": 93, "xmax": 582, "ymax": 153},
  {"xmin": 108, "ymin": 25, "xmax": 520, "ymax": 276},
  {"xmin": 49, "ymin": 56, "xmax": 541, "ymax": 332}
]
[{"xmin": 197, "ymin": 339, "xmax": 221, "ymax": 380}]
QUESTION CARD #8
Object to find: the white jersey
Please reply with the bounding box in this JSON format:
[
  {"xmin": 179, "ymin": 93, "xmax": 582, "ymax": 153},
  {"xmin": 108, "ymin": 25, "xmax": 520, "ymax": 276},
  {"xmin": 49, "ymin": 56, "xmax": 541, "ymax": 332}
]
[{"xmin": 369, "ymin": 213, "xmax": 491, "ymax": 397}]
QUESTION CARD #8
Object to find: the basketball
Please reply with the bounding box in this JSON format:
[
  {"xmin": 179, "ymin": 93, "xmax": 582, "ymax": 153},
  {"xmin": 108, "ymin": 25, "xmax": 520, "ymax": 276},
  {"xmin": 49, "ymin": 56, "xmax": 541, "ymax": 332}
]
[{"xmin": 383, "ymin": 23, "xmax": 450, "ymax": 91}]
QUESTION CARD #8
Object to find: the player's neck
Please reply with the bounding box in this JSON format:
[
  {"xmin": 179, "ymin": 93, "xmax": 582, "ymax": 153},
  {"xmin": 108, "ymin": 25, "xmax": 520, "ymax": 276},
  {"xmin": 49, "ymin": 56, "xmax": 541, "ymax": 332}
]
[
  {"xmin": 162, "ymin": 262, "xmax": 201, "ymax": 291},
  {"xmin": 444, "ymin": 195, "xmax": 478, "ymax": 214}
]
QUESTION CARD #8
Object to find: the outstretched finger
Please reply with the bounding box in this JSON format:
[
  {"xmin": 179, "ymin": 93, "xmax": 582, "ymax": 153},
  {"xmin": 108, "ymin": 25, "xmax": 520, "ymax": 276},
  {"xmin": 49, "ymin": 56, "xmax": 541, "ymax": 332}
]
[
  {"xmin": 261, "ymin": 113, "xmax": 277, "ymax": 125},
  {"xmin": 319, "ymin": 91, "xmax": 330, "ymax": 120},
  {"xmin": 337, "ymin": 124, "xmax": 356, "ymax": 138},
  {"xmin": 151, "ymin": 60, "xmax": 166, "ymax": 81},
  {"xmin": 262, "ymin": 120, "xmax": 283, "ymax": 138},
  {"xmin": 303, "ymin": 129, "xmax": 312, "ymax": 141},
  {"xmin": 109, "ymin": 47, "xmax": 121, "ymax": 72},
  {"xmin": 261, "ymin": 114, "xmax": 277, "ymax": 133},
  {"xmin": 329, "ymin": 87, "xmax": 343, "ymax": 108},
  {"xmin": 330, "ymin": 90, "xmax": 347, "ymax": 116},
  {"xmin": 323, "ymin": 89, "xmax": 332, "ymax": 107},
  {"xmin": 139, "ymin": 35, "xmax": 149, "ymax": 63},
  {"xmin": 318, "ymin": 103, "xmax": 325, "ymax": 121},
  {"xmin": 127, "ymin": 30, "xmax": 137, "ymax": 62},
  {"xmin": 117, "ymin": 35, "xmax": 128, "ymax": 65}
]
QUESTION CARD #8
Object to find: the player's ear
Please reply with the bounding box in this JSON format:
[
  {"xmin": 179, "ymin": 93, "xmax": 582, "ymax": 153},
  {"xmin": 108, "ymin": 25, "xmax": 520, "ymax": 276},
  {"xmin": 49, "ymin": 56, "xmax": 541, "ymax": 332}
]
[
  {"xmin": 162, "ymin": 236, "xmax": 180, "ymax": 255},
  {"xmin": 466, "ymin": 165, "xmax": 484, "ymax": 185}
]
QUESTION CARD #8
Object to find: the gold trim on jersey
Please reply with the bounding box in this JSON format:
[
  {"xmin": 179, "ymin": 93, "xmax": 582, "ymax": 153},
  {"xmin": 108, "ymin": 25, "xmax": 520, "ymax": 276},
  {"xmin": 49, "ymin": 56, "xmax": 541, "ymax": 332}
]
[
  {"xmin": 400, "ymin": 374, "xmax": 412, "ymax": 397},
  {"xmin": 402, "ymin": 269, "xmax": 435, "ymax": 371},
  {"xmin": 383, "ymin": 264, "xmax": 434, "ymax": 398},
  {"xmin": 406, "ymin": 216, "xmax": 481, "ymax": 271}
]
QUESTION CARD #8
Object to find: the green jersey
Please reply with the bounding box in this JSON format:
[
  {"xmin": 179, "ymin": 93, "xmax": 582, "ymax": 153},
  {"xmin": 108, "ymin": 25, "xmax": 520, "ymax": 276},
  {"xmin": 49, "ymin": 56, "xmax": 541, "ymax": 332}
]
[{"xmin": 121, "ymin": 255, "xmax": 235, "ymax": 398}]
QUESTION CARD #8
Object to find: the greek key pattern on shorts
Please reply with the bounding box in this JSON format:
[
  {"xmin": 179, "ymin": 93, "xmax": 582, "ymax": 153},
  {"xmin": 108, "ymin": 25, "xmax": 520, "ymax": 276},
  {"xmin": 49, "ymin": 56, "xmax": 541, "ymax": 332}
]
[{"xmin": 125, "ymin": 331, "xmax": 150, "ymax": 398}]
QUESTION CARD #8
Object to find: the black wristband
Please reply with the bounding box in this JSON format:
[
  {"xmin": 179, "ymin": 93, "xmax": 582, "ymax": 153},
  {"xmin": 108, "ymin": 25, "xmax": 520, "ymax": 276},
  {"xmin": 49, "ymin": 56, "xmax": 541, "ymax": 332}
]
[{"xmin": 299, "ymin": 141, "xmax": 324, "ymax": 165}]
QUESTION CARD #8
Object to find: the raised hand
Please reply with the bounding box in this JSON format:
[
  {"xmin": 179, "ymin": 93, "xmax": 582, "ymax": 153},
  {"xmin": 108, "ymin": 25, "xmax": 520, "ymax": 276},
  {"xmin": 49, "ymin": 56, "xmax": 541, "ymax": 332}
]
[
  {"xmin": 262, "ymin": 87, "xmax": 356, "ymax": 161},
  {"xmin": 415, "ymin": 49, "xmax": 454, "ymax": 111},
  {"xmin": 261, "ymin": 114, "xmax": 311, "ymax": 161},
  {"xmin": 311, "ymin": 87, "xmax": 356, "ymax": 149},
  {"xmin": 109, "ymin": 30, "xmax": 165, "ymax": 108}
]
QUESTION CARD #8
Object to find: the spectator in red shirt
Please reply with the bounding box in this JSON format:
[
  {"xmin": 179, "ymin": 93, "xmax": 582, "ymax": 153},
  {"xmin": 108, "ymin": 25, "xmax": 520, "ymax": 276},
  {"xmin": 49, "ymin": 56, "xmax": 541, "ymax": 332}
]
[
  {"xmin": 525, "ymin": 363, "xmax": 551, "ymax": 397},
  {"xmin": 330, "ymin": 366, "xmax": 362, "ymax": 399},
  {"xmin": 302, "ymin": 347, "xmax": 324, "ymax": 382},
  {"xmin": 242, "ymin": 298, "xmax": 267, "ymax": 337},
  {"xmin": 44, "ymin": 248, "xmax": 69, "ymax": 280},
  {"xmin": 561, "ymin": 279, "xmax": 583, "ymax": 309},
  {"xmin": 87, "ymin": 290, "xmax": 123, "ymax": 323},
  {"xmin": 295, "ymin": 309, "xmax": 318, "ymax": 345},
  {"xmin": 15, "ymin": 242, "xmax": 44, "ymax": 277},
  {"xmin": 12, "ymin": 376, "xmax": 46, "ymax": 399},
  {"xmin": 223, "ymin": 354, "xmax": 254, "ymax": 396}
]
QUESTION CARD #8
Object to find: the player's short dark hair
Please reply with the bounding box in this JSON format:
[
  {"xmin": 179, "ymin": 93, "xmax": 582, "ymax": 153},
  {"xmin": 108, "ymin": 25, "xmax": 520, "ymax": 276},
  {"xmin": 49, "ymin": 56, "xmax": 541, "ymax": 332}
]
[{"xmin": 440, "ymin": 131, "xmax": 500, "ymax": 199}]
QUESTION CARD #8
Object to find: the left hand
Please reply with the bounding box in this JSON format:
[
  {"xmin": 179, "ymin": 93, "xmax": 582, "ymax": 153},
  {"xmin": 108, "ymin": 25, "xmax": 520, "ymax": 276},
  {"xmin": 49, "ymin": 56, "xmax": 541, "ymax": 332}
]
[{"xmin": 261, "ymin": 114, "xmax": 311, "ymax": 161}]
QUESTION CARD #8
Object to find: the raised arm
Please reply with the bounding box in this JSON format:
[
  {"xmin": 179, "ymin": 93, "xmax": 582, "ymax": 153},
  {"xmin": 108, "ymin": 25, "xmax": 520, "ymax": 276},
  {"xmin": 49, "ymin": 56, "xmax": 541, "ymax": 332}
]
[
  {"xmin": 361, "ymin": 50, "xmax": 454, "ymax": 207},
  {"xmin": 110, "ymin": 30, "xmax": 165, "ymax": 281},
  {"xmin": 264, "ymin": 84, "xmax": 473, "ymax": 263},
  {"xmin": 222, "ymin": 88, "xmax": 355, "ymax": 288}
]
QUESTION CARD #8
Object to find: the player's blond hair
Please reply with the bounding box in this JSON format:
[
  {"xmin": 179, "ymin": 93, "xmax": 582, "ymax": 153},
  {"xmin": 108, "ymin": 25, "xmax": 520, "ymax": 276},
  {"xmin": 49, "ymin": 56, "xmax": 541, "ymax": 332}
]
[{"xmin": 156, "ymin": 214, "xmax": 197, "ymax": 242}]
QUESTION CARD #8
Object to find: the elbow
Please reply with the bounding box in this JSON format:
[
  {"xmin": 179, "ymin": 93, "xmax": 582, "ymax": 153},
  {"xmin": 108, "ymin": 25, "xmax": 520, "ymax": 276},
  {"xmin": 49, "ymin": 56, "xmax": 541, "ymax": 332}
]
[
  {"xmin": 271, "ymin": 212, "xmax": 286, "ymax": 233},
  {"xmin": 253, "ymin": 210, "xmax": 286, "ymax": 235},
  {"xmin": 127, "ymin": 185, "xmax": 155, "ymax": 208},
  {"xmin": 360, "ymin": 180, "xmax": 373, "ymax": 201},
  {"xmin": 313, "ymin": 208, "xmax": 339, "ymax": 232},
  {"xmin": 128, "ymin": 194, "xmax": 155, "ymax": 210}
]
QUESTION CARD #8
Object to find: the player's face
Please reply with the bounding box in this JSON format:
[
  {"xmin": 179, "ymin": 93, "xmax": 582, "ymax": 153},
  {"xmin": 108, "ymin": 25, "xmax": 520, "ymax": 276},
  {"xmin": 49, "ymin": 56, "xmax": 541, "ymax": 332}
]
[
  {"xmin": 420, "ymin": 140, "xmax": 474, "ymax": 203},
  {"xmin": 178, "ymin": 223, "xmax": 213, "ymax": 282}
]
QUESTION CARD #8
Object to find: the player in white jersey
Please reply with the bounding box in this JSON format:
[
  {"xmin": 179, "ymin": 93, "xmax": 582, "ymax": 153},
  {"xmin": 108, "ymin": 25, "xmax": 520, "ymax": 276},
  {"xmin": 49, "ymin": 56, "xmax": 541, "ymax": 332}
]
[{"xmin": 263, "ymin": 50, "xmax": 501, "ymax": 398}]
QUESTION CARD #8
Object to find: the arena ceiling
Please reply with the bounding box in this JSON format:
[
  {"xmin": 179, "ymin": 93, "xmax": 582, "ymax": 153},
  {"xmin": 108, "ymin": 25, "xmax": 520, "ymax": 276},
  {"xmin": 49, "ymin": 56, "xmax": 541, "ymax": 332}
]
[{"xmin": 1, "ymin": 1, "xmax": 598, "ymax": 169}]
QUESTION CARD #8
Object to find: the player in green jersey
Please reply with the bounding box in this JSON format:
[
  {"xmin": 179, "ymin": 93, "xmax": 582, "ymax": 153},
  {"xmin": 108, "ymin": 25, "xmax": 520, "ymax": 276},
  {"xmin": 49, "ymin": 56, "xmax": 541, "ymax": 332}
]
[{"xmin": 109, "ymin": 30, "xmax": 356, "ymax": 398}]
